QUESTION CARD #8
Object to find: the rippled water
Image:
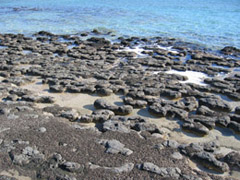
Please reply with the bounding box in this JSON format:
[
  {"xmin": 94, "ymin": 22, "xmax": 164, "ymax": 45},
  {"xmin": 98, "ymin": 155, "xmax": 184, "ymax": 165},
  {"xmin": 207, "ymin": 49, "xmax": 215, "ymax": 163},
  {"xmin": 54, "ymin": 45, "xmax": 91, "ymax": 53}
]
[{"xmin": 0, "ymin": 0, "xmax": 240, "ymax": 49}]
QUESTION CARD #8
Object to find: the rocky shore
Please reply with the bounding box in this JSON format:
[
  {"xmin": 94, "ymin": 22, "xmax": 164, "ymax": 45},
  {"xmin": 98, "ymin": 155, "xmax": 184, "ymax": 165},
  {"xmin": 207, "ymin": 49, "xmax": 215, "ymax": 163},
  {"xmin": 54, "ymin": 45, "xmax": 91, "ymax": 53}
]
[{"xmin": 0, "ymin": 31, "xmax": 240, "ymax": 180}]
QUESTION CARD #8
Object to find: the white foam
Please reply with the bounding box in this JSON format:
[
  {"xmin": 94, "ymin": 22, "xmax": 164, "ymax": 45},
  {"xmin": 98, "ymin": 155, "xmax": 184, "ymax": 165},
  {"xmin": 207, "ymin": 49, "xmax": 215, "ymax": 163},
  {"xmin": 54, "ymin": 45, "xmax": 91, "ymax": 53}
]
[
  {"xmin": 23, "ymin": 50, "xmax": 32, "ymax": 54},
  {"xmin": 117, "ymin": 46, "xmax": 150, "ymax": 58},
  {"xmin": 165, "ymin": 70, "xmax": 208, "ymax": 86},
  {"xmin": 157, "ymin": 45, "xmax": 178, "ymax": 54}
]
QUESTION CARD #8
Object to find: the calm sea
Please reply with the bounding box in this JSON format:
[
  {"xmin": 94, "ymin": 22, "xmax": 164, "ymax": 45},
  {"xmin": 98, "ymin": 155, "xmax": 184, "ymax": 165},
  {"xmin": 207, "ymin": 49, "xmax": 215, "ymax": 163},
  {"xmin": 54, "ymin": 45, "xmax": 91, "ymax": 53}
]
[{"xmin": 0, "ymin": 0, "xmax": 240, "ymax": 49}]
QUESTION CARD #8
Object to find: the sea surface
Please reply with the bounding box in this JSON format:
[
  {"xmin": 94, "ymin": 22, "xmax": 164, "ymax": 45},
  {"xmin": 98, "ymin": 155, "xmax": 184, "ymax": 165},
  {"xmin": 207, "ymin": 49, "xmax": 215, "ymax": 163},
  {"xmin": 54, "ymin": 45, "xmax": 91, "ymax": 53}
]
[{"xmin": 0, "ymin": 0, "xmax": 240, "ymax": 49}]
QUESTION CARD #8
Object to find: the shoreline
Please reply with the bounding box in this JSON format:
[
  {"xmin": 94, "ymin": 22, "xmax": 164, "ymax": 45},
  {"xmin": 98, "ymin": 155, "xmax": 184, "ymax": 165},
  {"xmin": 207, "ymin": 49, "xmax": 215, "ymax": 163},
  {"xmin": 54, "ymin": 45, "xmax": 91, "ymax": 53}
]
[
  {"xmin": 0, "ymin": 31, "xmax": 240, "ymax": 179},
  {"xmin": 2, "ymin": 29, "xmax": 240, "ymax": 53}
]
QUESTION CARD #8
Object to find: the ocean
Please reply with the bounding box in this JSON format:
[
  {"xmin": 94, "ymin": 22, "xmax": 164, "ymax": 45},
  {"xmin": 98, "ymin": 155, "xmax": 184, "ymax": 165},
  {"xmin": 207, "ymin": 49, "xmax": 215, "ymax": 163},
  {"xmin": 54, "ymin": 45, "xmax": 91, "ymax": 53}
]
[{"xmin": 0, "ymin": 0, "xmax": 240, "ymax": 49}]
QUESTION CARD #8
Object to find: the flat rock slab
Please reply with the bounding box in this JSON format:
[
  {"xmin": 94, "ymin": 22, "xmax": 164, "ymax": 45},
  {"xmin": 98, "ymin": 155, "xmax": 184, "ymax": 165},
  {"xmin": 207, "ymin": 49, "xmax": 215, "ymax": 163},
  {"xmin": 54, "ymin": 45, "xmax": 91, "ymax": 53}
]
[
  {"xmin": 137, "ymin": 162, "xmax": 181, "ymax": 178},
  {"xmin": 199, "ymin": 97, "xmax": 232, "ymax": 112},
  {"xmin": 97, "ymin": 139, "xmax": 133, "ymax": 156}
]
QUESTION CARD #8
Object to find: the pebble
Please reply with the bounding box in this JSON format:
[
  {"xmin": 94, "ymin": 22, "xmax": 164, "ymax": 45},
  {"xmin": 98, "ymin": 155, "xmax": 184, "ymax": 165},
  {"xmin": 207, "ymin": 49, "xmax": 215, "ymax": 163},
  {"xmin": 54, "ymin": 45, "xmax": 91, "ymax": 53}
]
[
  {"xmin": 38, "ymin": 127, "xmax": 46, "ymax": 133},
  {"xmin": 171, "ymin": 152, "xmax": 183, "ymax": 160}
]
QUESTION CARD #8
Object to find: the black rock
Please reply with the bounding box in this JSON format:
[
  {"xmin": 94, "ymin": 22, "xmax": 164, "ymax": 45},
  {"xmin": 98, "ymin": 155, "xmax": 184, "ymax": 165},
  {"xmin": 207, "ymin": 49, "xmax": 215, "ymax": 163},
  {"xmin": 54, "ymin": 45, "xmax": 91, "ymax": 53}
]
[
  {"xmin": 60, "ymin": 162, "xmax": 83, "ymax": 172},
  {"xmin": 228, "ymin": 121, "xmax": 240, "ymax": 133},
  {"xmin": 131, "ymin": 122, "xmax": 161, "ymax": 134},
  {"xmin": 235, "ymin": 106, "xmax": 240, "ymax": 115},
  {"xmin": 176, "ymin": 97, "xmax": 198, "ymax": 111},
  {"xmin": 198, "ymin": 97, "xmax": 232, "ymax": 112},
  {"xmin": 179, "ymin": 143, "xmax": 203, "ymax": 157},
  {"xmin": 97, "ymin": 139, "xmax": 133, "ymax": 156},
  {"xmin": 96, "ymin": 88, "xmax": 113, "ymax": 96},
  {"xmin": 49, "ymin": 84, "xmax": 66, "ymax": 93},
  {"xmin": 182, "ymin": 122, "xmax": 209, "ymax": 136},
  {"xmin": 94, "ymin": 99, "xmax": 133, "ymax": 115},
  {"xmin": 224, "ymin": 151, "xmax": 240, "ymax": 170},
  {"xmin": 229, "ymin": 114, "xmax": 240, "ymax": 123},
  {"xmin": 187, "ymin": 115, "xmax": 216, "ymax": 129},
  {"xmin": 215, "ymin": 116, "xmax": 230, "ymax": 127},
  {"xmin": 192, "ymin": 151, "xmax": 229, "ymax": 173},
  {"xmin": 137, "ymin": 162, "xmax": 181, "ymax": 178},
  {"xmin": 60, "ymin": 109, "xmax": 79, "ymax": 121},
  {"xmin": 161, "ymin": 89, "xmax": 182, "ymax": 99},
  {"xmin": 220, "ymin": 46, "xmax": 240, "ymax": 56},
  {"xmin": 149, "ymin": 102, "xmax": 188, "ymax": 120},
  {"xmin": 123, "ymin": 97, "xmax": 147, "ymax": 108},
  {"xmin": 196, "ymin": 106, "xmax": 215, "ymax": 116},
  {"xmin": 102, "ymin": 120, "xmax": 130, "ymax": 133}
]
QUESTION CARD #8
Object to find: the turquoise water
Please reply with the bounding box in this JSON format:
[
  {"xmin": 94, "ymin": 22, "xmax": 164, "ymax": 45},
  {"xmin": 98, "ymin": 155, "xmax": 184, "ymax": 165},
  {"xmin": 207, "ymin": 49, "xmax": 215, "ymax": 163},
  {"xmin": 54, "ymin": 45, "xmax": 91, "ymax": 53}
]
[{"xmin": 0, "ymin": 0, "xmax": 240, "ymax": 49}]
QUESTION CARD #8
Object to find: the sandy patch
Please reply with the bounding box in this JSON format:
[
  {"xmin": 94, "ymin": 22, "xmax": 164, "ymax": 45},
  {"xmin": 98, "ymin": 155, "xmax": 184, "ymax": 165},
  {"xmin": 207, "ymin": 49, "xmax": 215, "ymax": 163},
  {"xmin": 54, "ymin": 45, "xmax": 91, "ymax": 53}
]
[
  {"xmin": 21, "ymin": 78, "xmax": 240, "ymax": 152},
  {"xmin": 22, "ymin": 79, "xmax": 123, "ymax": 114}
]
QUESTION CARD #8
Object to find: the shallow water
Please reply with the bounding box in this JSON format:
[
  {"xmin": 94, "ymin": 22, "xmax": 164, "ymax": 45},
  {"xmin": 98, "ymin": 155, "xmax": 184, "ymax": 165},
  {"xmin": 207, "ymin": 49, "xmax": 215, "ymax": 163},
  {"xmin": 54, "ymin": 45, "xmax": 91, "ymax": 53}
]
[
  {"xmin": 165, "ymin": 70, "xmax": 209, "ymax": 86},
  {"xmin": 0, "ymin": 0, "xmax": 239, "ymax": 49}
]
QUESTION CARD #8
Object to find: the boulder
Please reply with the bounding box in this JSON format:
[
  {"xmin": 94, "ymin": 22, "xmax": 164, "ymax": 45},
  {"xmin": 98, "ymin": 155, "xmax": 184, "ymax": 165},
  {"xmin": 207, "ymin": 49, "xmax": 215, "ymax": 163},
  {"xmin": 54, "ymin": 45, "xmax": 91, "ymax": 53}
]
[
  {"xmin": 199, "ymin": 97, "xmax": 232, "ymax": 112},
  {"xmin": 94, "ymin": 99, "xmax": 133, "ymax": 115},
  {"xmin": 131, "ymin": 122, "xmax": 161, "ymax": 134},
  {"xmin": 182, "ymin": 122, "xmax": 209, "ymax": 136},
  {"xmin": 149, "ymin": 102, "xmax": 188, "ymax": 119},
  {"xmin": 220, "ymin": 46, "xmax": 240, "ymax": 56},
  {"xmin": 96, "ymin": 88, "xmax": 113, "ymax": 96},
  {"xmin": 60, "ymin": 109, "xmax": 79, "ymax": 121},
  {"xmin": 235, "ymin": 106, "xmax": 240, "ymax": 115},
  {"xmin": 228, "ymin": 121, "xmax": 240, "ymax": 133},
  {"xmin": 187, "ymin": 115, "xmax": 216, "ymax": 129},
  {"xmin": 176, "ymin": 97, "xmax": 198, "ymax": 111},
  {"xmin": 224, "ymin": 151, "xmax": 240, "ymax": 170},
  {"xmin": 193, "ymin": 151, "xmax": 229, "ymax": 173},
  {"xmin": 196, "ymin": 106, "xmax": 216, "ymax": 116},
  {"xmin": 215, "ymin": 116, "xmax": 230, "ymax": 127},
  {"xmin": 123, "ymin": 97, "xmax": 147, "ymax": 108}
]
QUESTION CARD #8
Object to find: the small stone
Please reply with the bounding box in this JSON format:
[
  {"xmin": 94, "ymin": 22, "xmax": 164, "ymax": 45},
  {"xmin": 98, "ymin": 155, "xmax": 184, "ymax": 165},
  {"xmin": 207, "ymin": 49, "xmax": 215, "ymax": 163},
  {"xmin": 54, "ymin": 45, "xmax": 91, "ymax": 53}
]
[
  {"xmin": 38, "ymin": 127, "xmax": 46, "ymax": 133},
  {"xmin": 224, "ymin": 151, "xmax": 240, "ymax": 169},
  {"xmin": 61, "ymin": 162, "xmax": 83, "ymax": 172},
  {"xmin": 153, "ymin": 144, "xmax": 165, "ymax": 150},
  {"xmin": 98, "ymin": 139, "xmax": 133, "ymax": 156},
  {"xmin": 61, "ymin": 109, "xmax": 79, "ymax": 121},
  {"xmin": 138, "ymin": 162, "xmax": 181, "ymax": 178},
  {"xmin": 102, "ymin": 120, "xmax": 130, "ymax": 133},
  {"xmin": 171, "ymin": 152, "xmax": 183, "ymax": 160},
  {"xmin": 111, "ymin": 163, "xmax": 134, "ymax": 173},
  {"xmin": 151, "ymin": 133, "xmax": 164, "ymax": 139},
  {"xmin": 89, "ymin": 162, "xmax": 134, "ymax": 173},
  {"xmin": 162, "ymin": 140, "xmax": 179, "ymax": 148},
  {"xmin": 0, "ymin": 108, "xmax": 11, "ymax": 115}
]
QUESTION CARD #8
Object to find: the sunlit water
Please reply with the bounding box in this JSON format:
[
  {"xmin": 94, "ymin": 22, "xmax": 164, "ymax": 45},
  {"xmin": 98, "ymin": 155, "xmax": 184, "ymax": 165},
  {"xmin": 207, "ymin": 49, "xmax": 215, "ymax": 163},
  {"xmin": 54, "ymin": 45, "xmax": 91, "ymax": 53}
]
[{"xmin": 0, "ymin": 0, "xmax": 240, "ymax": 49}]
